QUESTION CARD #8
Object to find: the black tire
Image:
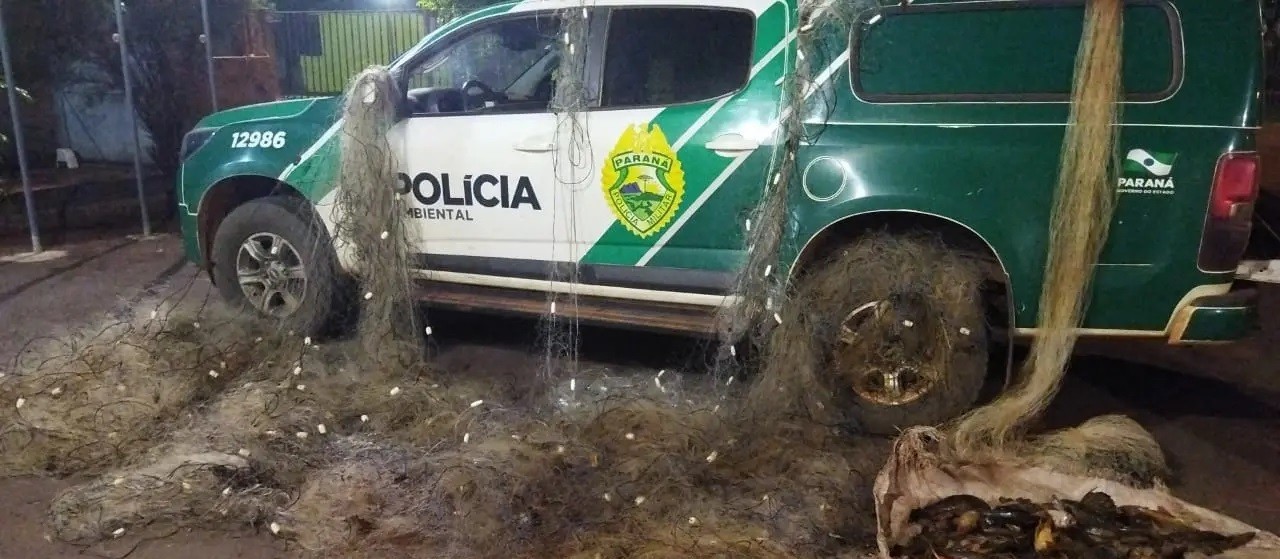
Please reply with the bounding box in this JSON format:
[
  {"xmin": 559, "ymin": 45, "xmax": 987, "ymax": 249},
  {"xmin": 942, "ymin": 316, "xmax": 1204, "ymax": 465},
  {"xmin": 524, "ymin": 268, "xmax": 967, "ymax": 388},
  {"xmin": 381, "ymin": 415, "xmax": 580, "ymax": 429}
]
[
  {"xmin": 843, "ymin": 296, "xmax": 989, "ymax": 435},
  {"xmin": 797, "ymin": 231, "xmax": 990, "ymax": 435},
  {"xmin": 210, "ymin": 196, "xmax": 342, "ymax": 337}
]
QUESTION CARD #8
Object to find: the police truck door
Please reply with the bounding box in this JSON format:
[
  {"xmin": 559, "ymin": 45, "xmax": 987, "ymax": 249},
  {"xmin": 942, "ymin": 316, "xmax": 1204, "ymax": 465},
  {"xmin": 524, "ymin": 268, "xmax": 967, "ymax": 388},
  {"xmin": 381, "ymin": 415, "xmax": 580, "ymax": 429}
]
[
  {"xmin": 390, "ymin": 11, "xmax": 566, "ymax": 268},
  {"xmin": 574, "ymin": 1, "xmax": 789, "ymax": 296}
]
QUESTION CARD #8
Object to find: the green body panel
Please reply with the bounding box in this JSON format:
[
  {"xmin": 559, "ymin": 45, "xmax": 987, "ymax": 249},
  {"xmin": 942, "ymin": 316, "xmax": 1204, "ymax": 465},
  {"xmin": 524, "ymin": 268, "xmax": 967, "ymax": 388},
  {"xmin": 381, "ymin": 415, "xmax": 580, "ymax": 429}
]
[
  {"xmin": 179, "ymin": 211, "xmax": 200, "ymax": 264},
  {"xmin": 175, "ymin": 0, "xmax": 1264, "ymax": 338},
  {"xmin": 1179, "ymin": 305, "xmax": 1259, "ymax": 342},
  {"xmin": 641, "ymin": 147, "xmax": 777, "ymax": 270},
  {"xmin": 855, "ymin": 2, "xmax": 1177, "ymax": 99},
  {"xmin": 771, "ymin": 0, "xmax": 1261, "ymax": 330},
  {"xmin": 177, "ymin": 97, "xmax": 340, "ymax": 266},
  {"xmin": 179, "ymin": 97, "xmax": 341, "ymax": 210},
  {"xmin": 785, "ymin": 124, "xmax": 1246, "ymax": 330},
  {"xmin": 194, "ymin": 98, "xmax": 338, "ymax": 128}
]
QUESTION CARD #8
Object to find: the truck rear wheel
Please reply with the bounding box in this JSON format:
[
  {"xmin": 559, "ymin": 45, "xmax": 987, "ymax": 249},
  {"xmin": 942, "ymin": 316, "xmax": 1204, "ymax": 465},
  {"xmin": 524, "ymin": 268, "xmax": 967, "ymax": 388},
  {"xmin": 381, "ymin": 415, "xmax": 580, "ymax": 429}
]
[
  {"xmin": 796, "ymin": 232, "xmax": 990, "ymax": 435},
  {"xmin": 210, "ymin": 197, "xmax": 342, "ymax": 337}
]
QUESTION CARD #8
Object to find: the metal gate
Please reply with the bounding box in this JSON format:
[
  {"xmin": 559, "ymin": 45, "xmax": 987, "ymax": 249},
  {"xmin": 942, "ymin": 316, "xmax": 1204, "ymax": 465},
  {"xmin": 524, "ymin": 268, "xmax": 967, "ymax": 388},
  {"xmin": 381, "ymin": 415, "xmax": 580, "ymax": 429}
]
[{"xmin": 269, "ymin": 10, "xmax": 439, "ymax": 97}]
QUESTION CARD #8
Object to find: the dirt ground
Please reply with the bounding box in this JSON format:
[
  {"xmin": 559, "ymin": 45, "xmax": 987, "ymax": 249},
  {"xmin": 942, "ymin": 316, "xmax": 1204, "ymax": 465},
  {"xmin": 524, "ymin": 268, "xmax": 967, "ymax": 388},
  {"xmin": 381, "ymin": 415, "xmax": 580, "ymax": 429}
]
[{"xmin": 1, "ymin": 226, "xmax": 1278, "ymax": 558}]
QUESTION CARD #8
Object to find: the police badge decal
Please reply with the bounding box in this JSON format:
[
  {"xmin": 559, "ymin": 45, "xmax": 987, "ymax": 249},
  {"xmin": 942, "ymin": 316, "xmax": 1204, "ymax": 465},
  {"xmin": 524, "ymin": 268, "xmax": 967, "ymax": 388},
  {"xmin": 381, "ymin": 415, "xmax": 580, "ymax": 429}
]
[{"xmin": 602, "ymin": 123, "xmax": 686, "ymax": 238}]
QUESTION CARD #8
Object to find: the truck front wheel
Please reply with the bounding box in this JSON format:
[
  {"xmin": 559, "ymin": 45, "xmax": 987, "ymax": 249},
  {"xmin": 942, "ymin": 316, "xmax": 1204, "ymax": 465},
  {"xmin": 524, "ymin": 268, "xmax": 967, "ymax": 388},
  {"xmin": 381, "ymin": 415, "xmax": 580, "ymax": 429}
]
[
  {"xmin": 209, "ymin": 197, "xmax": 342, "ymax": 337},
  {"xmin": 795, "ymin": 232, "xmax": 990, "ymax": 435}
]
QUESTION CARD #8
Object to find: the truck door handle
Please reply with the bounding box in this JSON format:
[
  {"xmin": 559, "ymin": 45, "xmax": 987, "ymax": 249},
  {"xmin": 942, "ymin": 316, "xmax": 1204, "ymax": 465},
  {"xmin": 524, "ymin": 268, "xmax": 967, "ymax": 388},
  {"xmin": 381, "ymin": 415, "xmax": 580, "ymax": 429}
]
[
  {"xmin": 514, "ymin": 136, "xmax": 555, "ymax": 153},
  {"xmin": 704, "ymin": 133, "xmax": 759, "ymax": 155}
]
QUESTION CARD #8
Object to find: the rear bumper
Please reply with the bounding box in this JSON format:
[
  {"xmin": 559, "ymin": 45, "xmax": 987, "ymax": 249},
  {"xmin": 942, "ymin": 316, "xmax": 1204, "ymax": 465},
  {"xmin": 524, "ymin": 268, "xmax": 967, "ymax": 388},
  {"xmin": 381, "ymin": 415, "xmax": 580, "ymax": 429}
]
[{"xmin": 1167, "ymin": 286, "xmax": 1259, "ymax": 344}]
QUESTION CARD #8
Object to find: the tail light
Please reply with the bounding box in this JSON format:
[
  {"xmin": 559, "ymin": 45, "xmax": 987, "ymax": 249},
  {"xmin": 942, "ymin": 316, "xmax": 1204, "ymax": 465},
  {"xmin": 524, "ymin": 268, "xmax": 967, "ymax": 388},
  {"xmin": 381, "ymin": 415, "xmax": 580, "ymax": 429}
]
[
  {"xmin": 1198, "ymin": 152, "xmax": 1259, "ymax": 271},
  {"xmin": 1208, "ymin": 153, "xmax": 1259, "ymax": 219}
]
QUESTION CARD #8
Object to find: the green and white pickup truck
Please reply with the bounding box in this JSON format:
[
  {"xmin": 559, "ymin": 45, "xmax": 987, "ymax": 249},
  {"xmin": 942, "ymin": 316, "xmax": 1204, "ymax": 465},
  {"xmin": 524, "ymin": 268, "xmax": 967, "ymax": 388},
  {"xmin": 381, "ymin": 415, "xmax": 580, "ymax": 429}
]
[{"xmin": 175, "ymin": 0, "xmax": 1267, "ymax": 432}]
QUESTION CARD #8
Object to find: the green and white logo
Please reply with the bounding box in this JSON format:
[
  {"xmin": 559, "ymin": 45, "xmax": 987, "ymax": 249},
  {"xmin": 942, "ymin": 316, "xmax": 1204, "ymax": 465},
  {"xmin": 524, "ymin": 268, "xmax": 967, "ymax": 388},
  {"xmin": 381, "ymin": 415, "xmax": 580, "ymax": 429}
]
[
  {"xmin": 1118, "ymin": 148, "xmax": 1178, "ymax": 196},
  {"xmin": 1123, "ymin": 149, "xmax": 1177, "ymax": 177}
]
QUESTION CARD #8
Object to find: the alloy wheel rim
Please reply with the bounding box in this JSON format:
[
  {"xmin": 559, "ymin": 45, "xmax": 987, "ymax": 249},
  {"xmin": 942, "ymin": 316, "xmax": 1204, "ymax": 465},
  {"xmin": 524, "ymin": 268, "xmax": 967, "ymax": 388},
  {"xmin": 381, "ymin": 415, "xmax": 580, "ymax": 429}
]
[
  {"xmin": 235, "ymin": 233, "xmax": 308, "ymax": 318},
  {"xmin": 835, "ymin": 298, "xmax": 939, "ymax": 407}
]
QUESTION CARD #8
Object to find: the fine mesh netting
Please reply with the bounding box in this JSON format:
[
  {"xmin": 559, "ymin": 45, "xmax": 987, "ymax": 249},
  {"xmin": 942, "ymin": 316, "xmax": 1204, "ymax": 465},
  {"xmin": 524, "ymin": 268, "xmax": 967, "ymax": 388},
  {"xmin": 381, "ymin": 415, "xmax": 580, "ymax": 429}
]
[{"xmin": 2, "ymin": 2, "xmax": 1268, "ymax": 558}]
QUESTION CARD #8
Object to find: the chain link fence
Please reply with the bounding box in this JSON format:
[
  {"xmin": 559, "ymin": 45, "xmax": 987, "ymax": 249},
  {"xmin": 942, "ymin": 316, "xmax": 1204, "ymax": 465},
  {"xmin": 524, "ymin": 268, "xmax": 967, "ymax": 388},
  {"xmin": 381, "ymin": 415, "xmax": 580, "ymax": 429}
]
[{"xmin": 0, "ymin": 1, "xmax": 437, "ymax": 257}]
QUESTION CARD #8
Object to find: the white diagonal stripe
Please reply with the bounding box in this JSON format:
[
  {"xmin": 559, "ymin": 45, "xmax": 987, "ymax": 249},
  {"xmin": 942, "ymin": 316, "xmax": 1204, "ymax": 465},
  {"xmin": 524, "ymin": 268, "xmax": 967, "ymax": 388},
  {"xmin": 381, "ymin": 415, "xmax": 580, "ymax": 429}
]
[
  {"xmin": 279, "ymin": 120, "xmax": 343, "ymax": 181},
  {"xmin": 637, "ymin": 49, "xmax": 851, "ymax": 267},
  {"xmin": 672, "ymin": 30, "xmax": 797, "ymax": 152}
]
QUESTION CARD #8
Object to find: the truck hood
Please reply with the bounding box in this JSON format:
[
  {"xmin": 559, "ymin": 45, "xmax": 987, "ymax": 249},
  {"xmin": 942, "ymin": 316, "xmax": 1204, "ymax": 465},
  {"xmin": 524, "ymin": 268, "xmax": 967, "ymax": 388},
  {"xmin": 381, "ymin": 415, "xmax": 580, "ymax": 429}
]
[{"xmin": 196, "ymin": 97, "xmax": 342, "ymax": 129}]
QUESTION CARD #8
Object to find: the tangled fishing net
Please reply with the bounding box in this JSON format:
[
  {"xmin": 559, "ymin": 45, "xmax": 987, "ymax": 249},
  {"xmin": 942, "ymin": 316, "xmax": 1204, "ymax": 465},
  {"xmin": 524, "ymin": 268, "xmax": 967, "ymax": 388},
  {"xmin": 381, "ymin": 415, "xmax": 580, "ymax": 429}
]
[
  {"xmin": 4, "ymin": 288, "xmax": 1271, "ymax": 558},
  {"xmin": 945, "ymin": 0, "xmax": 1132, "ymax": 462},
  {"xmin": 0, "ymin": 292, "xmax": 282, "ymax": 478},
  {"xmin": 1, "ymin": 285, "xmax": 893, "ymax": 557},
  {"xmin": 740, "ymin": 230, "xmax": 988, "ymax": 434},
  {"xmin": 711, "ymin": 1, "xmax": 1279, "ymax": 557},
  {"xmin": 863, "ymin": 2, "xmax": 1277, "ymax": 557},
  {"xmin": 1, "ymin": 45, "xmax": 894, "ymax": 559},
  {"xmin": 539, "ymin": 1, "xmax": 592, "ymax": 382},
  {"xmin": 4, "ymin": 2, "xmax": 1278, "ymax": 558},
  {"xmin": 716, "ymin": 0, "xmax": 858, "ymax": 354},
  {"xmin": 330, "ymin": 66, "xmax": 425, "ymax": 362}
]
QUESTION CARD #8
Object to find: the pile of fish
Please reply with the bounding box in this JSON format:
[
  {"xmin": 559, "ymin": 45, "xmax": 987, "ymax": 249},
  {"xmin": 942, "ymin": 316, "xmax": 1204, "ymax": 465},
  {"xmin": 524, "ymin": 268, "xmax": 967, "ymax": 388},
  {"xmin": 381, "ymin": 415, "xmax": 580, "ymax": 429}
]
[{"xmin": 892, "ymin": 491, "xmax": 1257, "ymax": 559}]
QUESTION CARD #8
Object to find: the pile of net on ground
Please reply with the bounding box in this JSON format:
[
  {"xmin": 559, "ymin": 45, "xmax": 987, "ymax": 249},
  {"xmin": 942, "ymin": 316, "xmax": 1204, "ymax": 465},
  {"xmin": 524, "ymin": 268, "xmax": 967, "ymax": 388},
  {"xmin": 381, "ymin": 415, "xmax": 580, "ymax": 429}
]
[
  {"xmin": 6, "ymin": 1, "xmax": 1280, "ymax": 557},
  {"xmin": 5, "ymin": 296, "xmax": 1275, "ymax": 559},
  {"xmin": 4, "ymin": 42, "xmax": 885, "ymax": 559},
  {"xmin": 0, "ymin": 287, "xmax": 894, "ymax": 559}
]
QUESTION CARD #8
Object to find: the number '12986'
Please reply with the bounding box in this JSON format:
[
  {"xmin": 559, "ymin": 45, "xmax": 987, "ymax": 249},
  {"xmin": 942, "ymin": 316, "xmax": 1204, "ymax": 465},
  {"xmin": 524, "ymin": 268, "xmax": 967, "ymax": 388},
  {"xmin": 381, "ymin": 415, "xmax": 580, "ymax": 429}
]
[{"xmin": 231, "ymin": 131, "xmax": 287, "ymax": 149}]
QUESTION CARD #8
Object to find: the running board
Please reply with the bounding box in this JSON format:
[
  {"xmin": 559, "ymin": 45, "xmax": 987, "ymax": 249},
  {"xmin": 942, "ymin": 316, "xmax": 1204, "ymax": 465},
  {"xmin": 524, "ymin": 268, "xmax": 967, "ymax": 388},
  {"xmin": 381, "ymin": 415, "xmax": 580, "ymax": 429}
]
[
  {"xmin": 414, "ymin": 280, "xmax": 720, "ymax": 337},
  {"xmin": 1236, "ymin": 259, "xmax": 1280, "ymax": 284}
]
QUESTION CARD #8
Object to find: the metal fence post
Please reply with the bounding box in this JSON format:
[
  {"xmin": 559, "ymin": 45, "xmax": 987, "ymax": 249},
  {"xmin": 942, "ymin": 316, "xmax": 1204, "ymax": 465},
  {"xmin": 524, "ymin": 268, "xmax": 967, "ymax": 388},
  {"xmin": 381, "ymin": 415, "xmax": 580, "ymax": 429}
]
[
  {"xmin": 201, "ymin": 0, "xmax": 217, "ymax": 112},
  {"xmin": 0, "ymin": 0, "xmax": 40, "ymax": 254},
  {"xmin": 114, "ymin": 0, "xmax": 151, "ymax": 236}
]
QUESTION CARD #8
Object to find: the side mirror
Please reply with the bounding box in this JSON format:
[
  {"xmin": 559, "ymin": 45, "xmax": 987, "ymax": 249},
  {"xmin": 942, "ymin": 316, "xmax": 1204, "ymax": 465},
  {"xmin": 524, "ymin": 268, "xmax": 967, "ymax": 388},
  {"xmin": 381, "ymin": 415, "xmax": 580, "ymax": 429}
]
[
  {"xmin": 384, "ymin": 69, "xmax": 412, "ymax": 121},
  {"xmin": 371, "ymin": 68, "xmax": 409, "ymax": 120},
  {"xmin": 359, "ymin": 81, "xmax": 379, "ymax": 105},
  {"xmin": 346, "ymin": 72, "xmax": 412, "ymax": 122}
]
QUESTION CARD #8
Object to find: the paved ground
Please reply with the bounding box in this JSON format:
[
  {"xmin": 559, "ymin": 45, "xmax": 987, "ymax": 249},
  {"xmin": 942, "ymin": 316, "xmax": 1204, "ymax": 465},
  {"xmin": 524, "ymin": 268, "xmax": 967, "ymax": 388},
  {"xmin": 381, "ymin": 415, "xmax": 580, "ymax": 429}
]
[{"xmin": 1, "ymin": 227, "xmax": 1277, "ymax": 557}]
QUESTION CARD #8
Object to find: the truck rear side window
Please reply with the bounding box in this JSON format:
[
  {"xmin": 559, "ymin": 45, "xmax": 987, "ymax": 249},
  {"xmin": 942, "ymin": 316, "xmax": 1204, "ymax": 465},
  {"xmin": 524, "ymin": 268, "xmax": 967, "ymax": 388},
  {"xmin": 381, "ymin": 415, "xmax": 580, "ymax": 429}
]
[
  {"xmin": 850, "ymin": 0, "xmax": 1182, "ymax": 103},
  {"xmin": 600, "ymin": 7, "xmax": 754, "ymax": 108}
]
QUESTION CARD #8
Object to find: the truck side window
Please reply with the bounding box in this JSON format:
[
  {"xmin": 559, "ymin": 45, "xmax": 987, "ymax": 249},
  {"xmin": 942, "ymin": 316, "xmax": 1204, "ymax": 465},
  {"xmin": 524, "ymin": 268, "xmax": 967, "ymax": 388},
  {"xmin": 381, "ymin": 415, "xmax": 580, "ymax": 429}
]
[
  {"xmin": 851, "ymin": 2, "xmax": 1180, "ymax": 103},
  {"xmin": 600, "ymin": 7, "xmax": 754, "ymax": 108},
  {"xmin": 402, "ymin": 14, "xmax": 562, "ymax": 115}
]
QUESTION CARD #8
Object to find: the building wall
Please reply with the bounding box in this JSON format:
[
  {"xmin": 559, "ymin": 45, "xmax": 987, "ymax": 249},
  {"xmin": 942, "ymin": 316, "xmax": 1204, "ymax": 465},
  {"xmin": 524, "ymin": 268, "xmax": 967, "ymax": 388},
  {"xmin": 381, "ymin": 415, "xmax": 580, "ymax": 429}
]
[{"xmin": 53, "ymin": 83, "xmax": 156, "ymax": 167}]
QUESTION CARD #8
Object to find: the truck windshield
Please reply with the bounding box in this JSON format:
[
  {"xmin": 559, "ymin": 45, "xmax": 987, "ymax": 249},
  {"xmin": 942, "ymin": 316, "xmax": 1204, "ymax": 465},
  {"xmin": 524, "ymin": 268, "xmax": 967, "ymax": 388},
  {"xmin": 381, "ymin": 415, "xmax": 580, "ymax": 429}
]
[{"xmin": 405, "ymin": 14, "xmax": 561, "ymax": 103}]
